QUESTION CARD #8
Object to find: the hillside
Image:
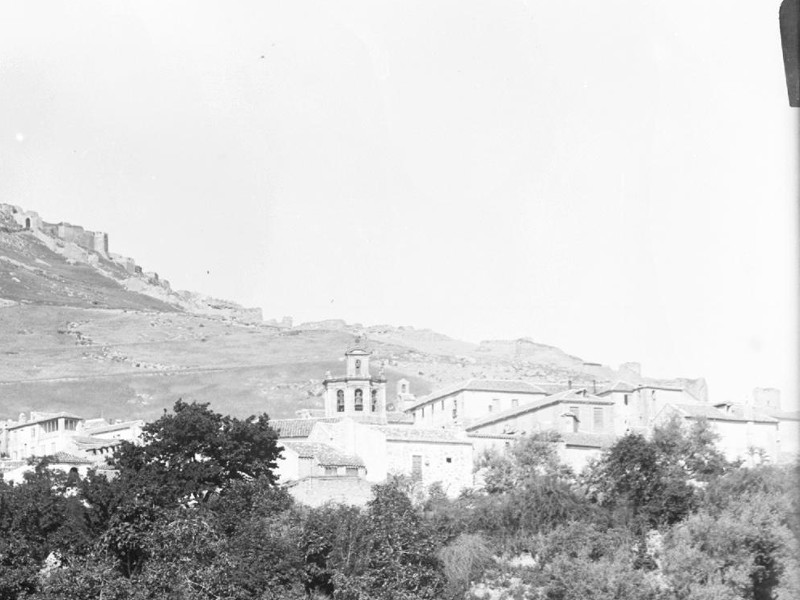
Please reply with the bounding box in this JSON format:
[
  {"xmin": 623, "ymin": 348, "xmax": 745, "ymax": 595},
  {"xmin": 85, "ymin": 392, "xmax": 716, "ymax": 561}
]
[{"xmin": 0, "ymin": 204, "xmax": 707, "ymax": 422}]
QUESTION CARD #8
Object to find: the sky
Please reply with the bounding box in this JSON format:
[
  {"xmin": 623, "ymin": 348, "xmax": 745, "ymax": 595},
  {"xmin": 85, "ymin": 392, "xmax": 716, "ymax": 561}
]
[{"xmin": 1, "ymin": 1, "xmax": 796, "ymax": 406}]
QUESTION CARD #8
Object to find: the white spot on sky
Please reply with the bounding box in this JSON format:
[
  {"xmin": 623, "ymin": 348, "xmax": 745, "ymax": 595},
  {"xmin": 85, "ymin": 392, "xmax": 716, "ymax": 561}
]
[{"xmin": 15, "ymin": 133, "xmax": 24, "ymax": 142}]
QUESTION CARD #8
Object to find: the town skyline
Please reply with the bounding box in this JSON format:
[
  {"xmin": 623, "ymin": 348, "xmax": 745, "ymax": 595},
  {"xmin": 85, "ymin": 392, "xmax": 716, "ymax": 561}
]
[{"xmin": 1, "ymin": 0, "xmax": 795, "ymax": 406}]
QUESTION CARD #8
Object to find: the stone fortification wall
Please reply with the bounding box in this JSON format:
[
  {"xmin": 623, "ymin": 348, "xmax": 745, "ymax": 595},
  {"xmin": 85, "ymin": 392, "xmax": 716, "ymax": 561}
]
[{"xmin": 0, "ymin": 205, "xmax": 110, "ymax": 258}]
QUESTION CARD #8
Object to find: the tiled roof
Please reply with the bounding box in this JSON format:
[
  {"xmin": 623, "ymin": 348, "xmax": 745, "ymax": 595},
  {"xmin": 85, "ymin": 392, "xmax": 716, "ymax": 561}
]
[
  {"xmin": 466, "ymin": 389, "xmax": 613, "ymax": 432},
  {"xmin": 596, "ymin": 380, "xmax": 637, "ymax": 395},
  {"xmin": 283, "ymin": 442, "xmax": 364, "ymax": 468},
  {"xmin": 408, "ymin": 379, "xmax": 548, "ymax": 410},
  {"xmin": 4, "ymin": 412, "xmax": 83, "ymax": 430},
  {"xmin": 47, "ymin": 452, "xmax": 94, "ymax": 465},
  {"xmin": 766, "ymin": 410, "xmax": 800, "ymax": 421},
  {"xmin": 376, "ymin": 426, "xmax": 472, "ymax": 444},
  {"xmin": 385, "ymin": 412, "xmax": 415, "ymax": 425},
  {"xmin": 83, "ymin": 420, "xmax": 142, "ymax": 435},
  {"xmin": 561, "ymin": 432, "xmax": 616, "ymax": 449},
  {"xmin": 270, "ymin": 418, "xmax": 339, "ymax": 438},
  {"xmin": 669, "ymin": 403, "xmax": 778, "ymax": 423},
  {"xmin": 341, "ymin": 414, "xmax": 410, "ymax": 426},
  {"xmin": 71, "ymin": 435, "xmax": 122, "ymax": 450},
  {"xmin": 466, "ymin": 432, "xmax": 519, "ymax": 440}
]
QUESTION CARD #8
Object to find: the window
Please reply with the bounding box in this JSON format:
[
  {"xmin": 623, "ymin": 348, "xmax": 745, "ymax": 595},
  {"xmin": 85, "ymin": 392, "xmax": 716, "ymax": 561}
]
[
  {"xmin": 623, "ymin": 394, "xmax": 629, "ymax": 406},
  {"xmin": 488, "ymin": 404, "xmax": 493, "ymax": 413},
  {"xmin": 421, "ymin": 407, "xmax": 425, "ymax": 418},
  {"xmin": 346, "ymin": 467, "xmax": 359, "ymax": 476},
  {"xmin": 325, "ymin": 467, "xmax": 337, "ymax": 476},
  {"xmin": 64, "ymin": 419, "xmax": 78, "ymax": 431},
  {"xmin": 337, "ymin": 390, "xmax": 345, "ymax": 412},
  {"xmin": 570, "ymin": 406, "xmax": 580, "ymax": 432},
  {"xmin": 401, "ymin": 383, "xmax": 407, "ymax": 393},
  {"xmin": 30, "ymin": 428, "xmax": 35, "ymax": 438},
  {"xmin": 492, "ymin": 398, "xmax": 501, "ymax": 412},
  {"xmin": 371, "ymin": 389, "xmax": 378, "ymax": 412},
  {"xmin": 354, "ymin": 388, "xmax": 363, "ymax": 411},
  {"xmin": 440, "ymin": 400, "xmax": 445, "ymax": 411},
  {"xmin": 452, "ymin": 399, "xmax": 458, "ymax": 420},
  {"xmin": 593, "ymin": 407, "xmax": 604, "ymax": 431},
  {"xmin": 43, "ymin": 420, "xmax": 58, "ymax": 433},
  {"xmin": 512, "ymin": 398, "xmax": 519, "ymax": 408},
  {"xmin": 446, "ymin": 457, "xmax": 452, "ymax": 463},
  {"xmin": 355, "ymin": 359, "xmax": 361, "ymax": 375},
  {"xmin": 411, "ymin": 455, "xmax": 422, "ymax": 481}
]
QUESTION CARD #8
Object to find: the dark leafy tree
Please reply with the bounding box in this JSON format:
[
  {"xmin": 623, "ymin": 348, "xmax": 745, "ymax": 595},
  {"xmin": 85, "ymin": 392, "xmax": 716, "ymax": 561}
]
[
  {"xmin": 300, "ymin": 482, "xmax": 446, "ymax": 600},
  {"xmin": 583, "ymin": 419, "xmax": 732, "ymax": 531},
  {"xmin": 79, "ymin": 400, "xmax": 283, "ymax": 578},
  {"xmin": 0, "ymin": 459, "xmax": 93, "ymax": 599},
  {"xmin": 109, "ymin": 399, "xmax": 282, "ymax": 506}
]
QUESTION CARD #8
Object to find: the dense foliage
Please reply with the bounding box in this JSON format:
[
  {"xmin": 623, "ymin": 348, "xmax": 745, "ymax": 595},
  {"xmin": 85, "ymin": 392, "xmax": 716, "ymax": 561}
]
[{"xmin": 0, "ymin": 406, "xmax": 797, "ymax": 600}]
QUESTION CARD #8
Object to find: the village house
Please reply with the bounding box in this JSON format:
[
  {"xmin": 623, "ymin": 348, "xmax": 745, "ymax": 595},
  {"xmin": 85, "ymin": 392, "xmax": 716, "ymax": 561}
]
[
  {"xmin": 406, "ymin": 378, "xmax": 550, "ymax": 428},
  {"xmin": 0, "ymin": 412, "xmax": 144, "ymax": 482},
  {"xmin": 464, "ymin": 388, "xmax": 617, "ymax": 472},
  {"xmin": 595, "ymin": 381, "xmax": 706, "ymax": 434},
  {"xmin": 655, "ymin": 403, "xmax": 780, "ymax": 464}
]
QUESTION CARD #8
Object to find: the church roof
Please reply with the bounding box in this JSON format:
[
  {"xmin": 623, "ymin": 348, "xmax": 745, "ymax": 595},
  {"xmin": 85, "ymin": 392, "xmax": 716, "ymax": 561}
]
[
  {"xmin": 345, "ymin": 335, "xmax": 371, "ymax": 355},
  {"xmin": 270, "ymin": 418, "xmax": 339, "ymax": 439},
  {"xmin": 283, "ymin": 442, "xmax": 365, "ymax": 468}
]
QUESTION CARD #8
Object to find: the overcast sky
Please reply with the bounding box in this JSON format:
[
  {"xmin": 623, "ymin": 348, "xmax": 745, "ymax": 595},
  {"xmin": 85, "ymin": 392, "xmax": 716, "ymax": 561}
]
[{"xmin": 1, "ymin": 1, "xmax": 796, "ymax": 405}]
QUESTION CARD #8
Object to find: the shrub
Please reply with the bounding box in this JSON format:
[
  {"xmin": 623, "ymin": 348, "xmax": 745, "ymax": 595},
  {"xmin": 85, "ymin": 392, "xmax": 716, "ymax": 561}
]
[{"xmin": 438, "ymin": 533, "xmax": 494, "ymax": 599}]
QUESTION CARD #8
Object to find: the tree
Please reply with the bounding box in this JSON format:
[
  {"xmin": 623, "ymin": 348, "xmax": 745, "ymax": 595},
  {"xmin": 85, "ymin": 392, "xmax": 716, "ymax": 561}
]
[
  {"xmin": 301, "ymin": 482, "xmax": 446, "ymax": 600},
  {"xmin": 584, "ymin": 418, "xmax": 733, "ymax": 532},
  {"xmin": 80, "ymin": 400, "xmax": 283, "ymax": 578},
  {"xmin": 661, "ymin": 465, "xmax": 800, "ymax": 600},
  {"xmin": 0, "ymin": 459, "xmax": 93, "ymax": 599},
  {"xmin": 478, "ymin": 431, "xmax": 573, "ymax": 494},
  {"xmin": 109, "ymin": 399, "xmax": 282, "ymax": 507}
]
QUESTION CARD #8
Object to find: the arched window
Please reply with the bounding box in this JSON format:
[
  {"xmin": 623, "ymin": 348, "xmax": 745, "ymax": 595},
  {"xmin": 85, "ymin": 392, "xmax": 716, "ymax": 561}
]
[
  {"xmin": 336, "ymin": 390, "xmax": 345, "ymax": 412},
  {"xmin": 354, "ymin": 388, "xmax": 363, "ymax": 411},
  {"xmin": 24, "ymin": 217, "xmax": 30, "ymax": 229},
  {"xmin": 371, "ymin": 389, "xmax": 378, "ymax": 412},
  {"xmin": 401, "ymin": 383, "xmax": 407, "ymax": 393},
  {"xmin": 355, "ymin": 359, "xmax": 361, "ymax": 376}
]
